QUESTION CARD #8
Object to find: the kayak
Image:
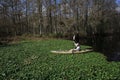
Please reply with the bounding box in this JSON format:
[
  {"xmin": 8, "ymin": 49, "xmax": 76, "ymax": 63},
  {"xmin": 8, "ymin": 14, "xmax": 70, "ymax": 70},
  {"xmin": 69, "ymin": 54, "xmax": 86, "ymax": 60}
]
[{"xmin": 51, "ymin": 49, "xmax": 93, "ymax": 54}]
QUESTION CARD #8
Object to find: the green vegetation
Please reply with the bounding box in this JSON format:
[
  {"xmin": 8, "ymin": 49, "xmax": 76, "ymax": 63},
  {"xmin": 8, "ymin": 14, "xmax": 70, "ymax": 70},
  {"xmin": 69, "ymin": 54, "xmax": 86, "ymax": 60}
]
[{"xmin": 0, "ymin": 39, "xmax": 120, "ymax": 80}]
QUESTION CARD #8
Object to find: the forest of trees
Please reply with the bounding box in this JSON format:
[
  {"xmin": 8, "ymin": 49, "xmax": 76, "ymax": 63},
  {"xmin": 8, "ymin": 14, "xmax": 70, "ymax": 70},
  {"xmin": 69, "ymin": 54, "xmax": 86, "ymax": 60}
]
[{"xmin": 0, "ymin": 0, "xmax": 120, "ymax": 40}]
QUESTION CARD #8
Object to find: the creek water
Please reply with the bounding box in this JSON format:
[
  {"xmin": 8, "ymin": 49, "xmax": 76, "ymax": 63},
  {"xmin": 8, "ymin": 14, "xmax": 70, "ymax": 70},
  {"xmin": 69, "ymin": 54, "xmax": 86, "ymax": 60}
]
[{"xmin": 87, "ymin": 34, "xmax": 120, "ymax": 61}]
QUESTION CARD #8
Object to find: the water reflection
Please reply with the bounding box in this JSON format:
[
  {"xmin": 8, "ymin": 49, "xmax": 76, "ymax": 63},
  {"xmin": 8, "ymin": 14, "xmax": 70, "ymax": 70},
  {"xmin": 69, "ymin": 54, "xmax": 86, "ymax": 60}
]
[{"xmin": 88, "ymin": 34, "xmax": 120, "ymax": 61}]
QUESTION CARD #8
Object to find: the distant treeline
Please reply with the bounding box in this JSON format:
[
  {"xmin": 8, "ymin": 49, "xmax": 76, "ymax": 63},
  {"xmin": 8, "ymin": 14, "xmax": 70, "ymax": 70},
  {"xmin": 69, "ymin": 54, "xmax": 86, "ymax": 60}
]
[{"xmin": 0, "ymin": 0, "xmax": 120, "ymax": 39}]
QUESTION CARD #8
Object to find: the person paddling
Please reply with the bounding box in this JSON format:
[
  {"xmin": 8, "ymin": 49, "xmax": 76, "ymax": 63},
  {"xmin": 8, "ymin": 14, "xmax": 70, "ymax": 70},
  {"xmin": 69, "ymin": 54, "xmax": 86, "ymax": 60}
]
[{"xmin": 73, "ymin": 32, "xmax": 81, "ymax": 51}]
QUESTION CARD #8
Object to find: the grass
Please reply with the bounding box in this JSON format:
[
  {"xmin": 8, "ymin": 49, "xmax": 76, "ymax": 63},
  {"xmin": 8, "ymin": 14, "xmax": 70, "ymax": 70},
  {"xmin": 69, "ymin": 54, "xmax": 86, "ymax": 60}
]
[{"xmin": 0, "ymin": 39, "xmax": 120, "ymax": 80}]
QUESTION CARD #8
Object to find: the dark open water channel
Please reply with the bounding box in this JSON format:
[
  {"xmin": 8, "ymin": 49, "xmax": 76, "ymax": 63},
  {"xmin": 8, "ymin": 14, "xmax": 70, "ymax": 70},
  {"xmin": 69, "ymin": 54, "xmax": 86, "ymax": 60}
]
[{"xmin": 87, "ymin": 34, "xmax": 120, "ymax": 61}]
